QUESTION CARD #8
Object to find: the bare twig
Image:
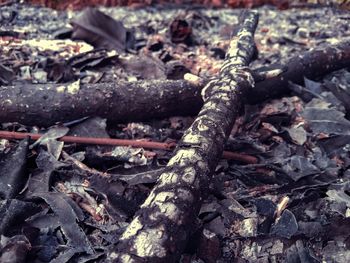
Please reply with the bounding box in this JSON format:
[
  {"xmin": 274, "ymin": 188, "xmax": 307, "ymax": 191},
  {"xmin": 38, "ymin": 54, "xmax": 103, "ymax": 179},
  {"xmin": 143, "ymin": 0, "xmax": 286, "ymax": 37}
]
[{"xmin": 0, "ymin": 130, "xmax": 258, "ymax": 164}]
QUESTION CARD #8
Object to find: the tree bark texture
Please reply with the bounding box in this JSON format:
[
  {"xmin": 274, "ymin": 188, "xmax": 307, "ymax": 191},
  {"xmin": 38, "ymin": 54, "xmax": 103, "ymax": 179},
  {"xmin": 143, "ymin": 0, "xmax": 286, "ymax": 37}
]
[
  {"xmin": 249, "ymin": 40, "xmax": 350, "ymax": 104},
  {"xmin": 107, "ymin": 10, "xmax": 258, "ymax": 263},
  {"xmin": 0, "ymin": 80, "xmax": 202, "ymax": 126},
  {"xmin": 0, "ymin": 40, "xmax": 349, "ymax": 127}
]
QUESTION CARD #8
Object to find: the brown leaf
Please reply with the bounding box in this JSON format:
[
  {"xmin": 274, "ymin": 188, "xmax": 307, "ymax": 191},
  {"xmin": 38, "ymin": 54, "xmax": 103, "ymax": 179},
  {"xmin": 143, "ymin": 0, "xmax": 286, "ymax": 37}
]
[{"xmin": 71, "ymin": 7, "xmax": 135, "ymax": 52}]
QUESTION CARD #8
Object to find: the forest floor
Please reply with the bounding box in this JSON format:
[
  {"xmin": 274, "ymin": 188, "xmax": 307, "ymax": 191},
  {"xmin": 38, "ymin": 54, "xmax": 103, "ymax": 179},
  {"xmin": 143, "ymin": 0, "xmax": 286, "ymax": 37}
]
[{"xmin": 0, "ymin": 2, "xmax": 350, "ymax": 262}]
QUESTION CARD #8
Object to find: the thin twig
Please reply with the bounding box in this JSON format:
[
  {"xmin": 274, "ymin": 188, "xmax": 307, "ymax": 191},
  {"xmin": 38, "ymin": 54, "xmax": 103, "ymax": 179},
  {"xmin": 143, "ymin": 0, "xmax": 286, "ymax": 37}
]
[
  {"xmin": 0, "ymin": 130, "xmax": 258, "ymax": 164},
  {"xmin": 0, "ymin": 130, "xmax": 175, "ymax": 150}
]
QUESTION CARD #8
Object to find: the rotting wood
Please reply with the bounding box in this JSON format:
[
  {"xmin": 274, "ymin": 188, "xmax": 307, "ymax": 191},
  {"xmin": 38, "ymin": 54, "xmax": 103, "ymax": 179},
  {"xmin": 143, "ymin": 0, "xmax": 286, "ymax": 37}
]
[
  {"xmin": 0, "ymin": 40, "xmax": 350, "ymax": 127},
  {"xmin": 107, "ymin": 10, "xmax": 259, "ymax": 263}
]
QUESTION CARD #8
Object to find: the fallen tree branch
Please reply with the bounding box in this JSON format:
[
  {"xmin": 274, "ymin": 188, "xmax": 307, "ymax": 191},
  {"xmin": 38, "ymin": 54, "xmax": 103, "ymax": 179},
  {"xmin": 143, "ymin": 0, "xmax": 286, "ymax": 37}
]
[
  {"xmin": 0, "ymin": 130, "xmax": 258, "ymax": 163},
  {"xmin": 107, "ymin": 10, "xmax": 258, "ymax": 262},
  {"xmin": 0, "ymin": 80, "xmax": 202, "ymax": 127},
  {"xmin": 249, "ymin": 39, "xmax": 350, "ymax": 103},
  {"xmin": 0, "ymin": 40, "xmax": 349, "ymax": 127}
]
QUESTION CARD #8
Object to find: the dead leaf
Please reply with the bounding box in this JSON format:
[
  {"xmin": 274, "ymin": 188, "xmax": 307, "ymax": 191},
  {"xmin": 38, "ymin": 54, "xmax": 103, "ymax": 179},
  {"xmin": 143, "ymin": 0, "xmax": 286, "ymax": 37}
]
[
  {"xmin": 302, "ymin": 98, "xmax": 350, "ymax": 135},
  {"xmin": 71, "ymin": 7, "xmax": 135, "ymax": 52}
]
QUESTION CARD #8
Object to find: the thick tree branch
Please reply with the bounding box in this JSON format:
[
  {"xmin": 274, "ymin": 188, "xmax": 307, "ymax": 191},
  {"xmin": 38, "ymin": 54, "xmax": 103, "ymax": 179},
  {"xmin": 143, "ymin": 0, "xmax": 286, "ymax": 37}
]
[
  {"xmin": 0, "ymin": 80, "xmax": 202, "ymax": 126},
  {"xmin": 107, "ymin": 10, "xmax": 258, "ymax": 263},
  {"xmin": 0, "ymin": 40, "xmax": 349, "ymax": 127},
  {"xmin": 248, "ymin": 40, "xmax": 350, "ymax": 103}
]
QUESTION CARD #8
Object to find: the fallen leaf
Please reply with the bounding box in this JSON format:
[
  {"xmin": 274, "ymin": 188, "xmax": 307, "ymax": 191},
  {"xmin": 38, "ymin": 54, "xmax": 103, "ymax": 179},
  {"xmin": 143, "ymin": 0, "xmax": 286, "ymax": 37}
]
[{"xmin": 71, "ymin": 7, "xmax": 135, "ymax": 52}]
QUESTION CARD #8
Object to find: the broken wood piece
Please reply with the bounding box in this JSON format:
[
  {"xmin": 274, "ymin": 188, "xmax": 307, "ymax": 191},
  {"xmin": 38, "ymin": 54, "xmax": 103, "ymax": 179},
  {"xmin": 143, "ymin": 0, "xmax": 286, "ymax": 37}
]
[
  {"xmin": 108, "ymin": 10, "xmax": 259, "ymax": 262},
  {"xmin": 1, "ymin": 40, "xmax": 349, "ymax": 127},
  {"xmin": 0, "ymin": 130, "xmax": 258, "ymax": 164}
]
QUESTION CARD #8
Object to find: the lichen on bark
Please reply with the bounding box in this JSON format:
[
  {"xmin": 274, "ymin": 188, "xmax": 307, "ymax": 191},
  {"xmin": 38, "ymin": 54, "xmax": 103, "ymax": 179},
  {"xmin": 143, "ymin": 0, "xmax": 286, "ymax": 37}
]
[{"xmin": 108, "ymin": 10, "xmax": 259, "ymax": 263}]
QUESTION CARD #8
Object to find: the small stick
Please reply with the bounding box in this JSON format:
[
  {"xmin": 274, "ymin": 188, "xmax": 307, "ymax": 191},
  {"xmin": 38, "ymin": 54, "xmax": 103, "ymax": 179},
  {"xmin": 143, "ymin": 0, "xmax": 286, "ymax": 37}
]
[
  {"xmin": 0, "ymin": 130, "xmax": 258, "ymax": 164},
  {"xmin": 0, "ymin": 130, "xmax": 174, "ymax": 150},
  {"xmin": 222, "ymin": 151, "xmax": 258, "ymax": 164}
]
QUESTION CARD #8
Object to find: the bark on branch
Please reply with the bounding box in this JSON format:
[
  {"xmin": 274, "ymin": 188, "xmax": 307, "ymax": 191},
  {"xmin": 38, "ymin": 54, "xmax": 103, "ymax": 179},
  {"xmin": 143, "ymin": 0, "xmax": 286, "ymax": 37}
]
[
  {"xmin": 0, "ymin": 80, "xmax": 202, "ymax": 126},
  {"xmin": 0, "ymin": 40, "xmax": 349, "ymax": 127},
  {"xmin": 107, "ymin": 10, "xmax": 259, "ymax": 263}
]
